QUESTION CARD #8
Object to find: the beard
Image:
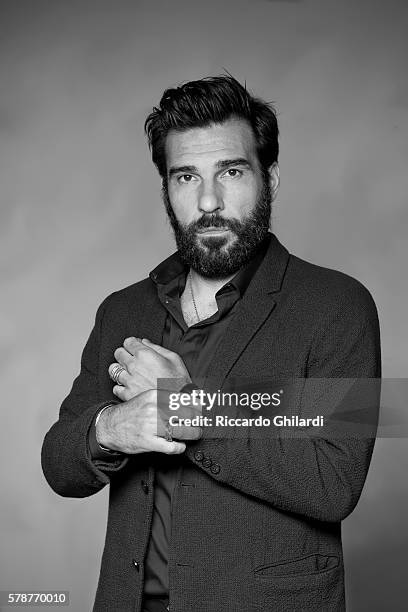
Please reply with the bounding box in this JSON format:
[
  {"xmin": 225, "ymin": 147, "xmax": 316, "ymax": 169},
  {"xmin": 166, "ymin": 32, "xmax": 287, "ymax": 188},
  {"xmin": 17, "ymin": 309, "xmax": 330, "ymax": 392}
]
[{"xmin": 161, "ymin": 177, "xmax": 272, "ymax": 279}]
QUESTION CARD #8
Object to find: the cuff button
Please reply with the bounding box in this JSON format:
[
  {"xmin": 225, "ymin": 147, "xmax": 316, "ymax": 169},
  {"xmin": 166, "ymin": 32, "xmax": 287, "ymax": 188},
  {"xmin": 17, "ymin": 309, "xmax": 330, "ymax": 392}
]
[
  {"xmin": 194, "ymin": 450, "xmax": 204, "ymax": 462},
  {"xmin": 202, "ymin": 457, "xmax": 212, "ymax": 468}
]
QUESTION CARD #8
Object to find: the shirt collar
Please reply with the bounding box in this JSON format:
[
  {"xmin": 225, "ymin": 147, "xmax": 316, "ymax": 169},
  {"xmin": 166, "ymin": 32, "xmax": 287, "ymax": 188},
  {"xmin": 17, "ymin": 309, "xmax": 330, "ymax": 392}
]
[{"xmin": 149, "ymin": 233, "xmax": 272, "ymax": 298}]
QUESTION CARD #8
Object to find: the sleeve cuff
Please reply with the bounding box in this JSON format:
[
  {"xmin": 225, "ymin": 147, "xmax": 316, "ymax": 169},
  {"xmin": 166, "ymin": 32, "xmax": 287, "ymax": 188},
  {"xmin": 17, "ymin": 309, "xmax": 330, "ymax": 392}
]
[{"xmin": 88, "ymin": 403, "xmax": 126, "ymax": 462}]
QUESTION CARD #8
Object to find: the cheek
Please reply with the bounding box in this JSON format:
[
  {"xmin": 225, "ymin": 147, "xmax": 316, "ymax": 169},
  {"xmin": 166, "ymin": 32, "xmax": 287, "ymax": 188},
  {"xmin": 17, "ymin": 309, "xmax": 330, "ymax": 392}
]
[
  {"xmin": 224, "ymin": 182, "xmax": 259, "ymax": 215},
  {"xmin": 168, "ymin": 187, "xmax": 197, "ymax": 223}
]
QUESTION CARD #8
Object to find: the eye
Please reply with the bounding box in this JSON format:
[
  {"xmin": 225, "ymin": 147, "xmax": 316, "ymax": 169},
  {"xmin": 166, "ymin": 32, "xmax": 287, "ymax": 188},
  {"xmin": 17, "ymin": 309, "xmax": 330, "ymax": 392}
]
[
  {"xmin": 178, "ymin": 174, "xmax": 196, "ymax": 184},
  {"xmin": 223, "ymin": 168, "xmax": 242, "ymax": 179}
]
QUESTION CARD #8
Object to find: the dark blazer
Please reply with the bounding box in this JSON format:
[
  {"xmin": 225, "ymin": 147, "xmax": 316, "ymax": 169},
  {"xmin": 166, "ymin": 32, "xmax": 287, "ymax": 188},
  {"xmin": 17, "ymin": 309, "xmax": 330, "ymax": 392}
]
[{"xmin": 41, "ymin": 234, "xmax": 381, "ymax": 612}]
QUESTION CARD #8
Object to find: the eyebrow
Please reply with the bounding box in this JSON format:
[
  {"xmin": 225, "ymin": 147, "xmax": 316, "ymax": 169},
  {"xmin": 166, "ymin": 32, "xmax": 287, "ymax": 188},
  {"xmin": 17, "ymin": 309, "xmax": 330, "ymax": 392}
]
[{"xmin": 168, "ymin": 158, "xmax": 253, "ymax": 178}]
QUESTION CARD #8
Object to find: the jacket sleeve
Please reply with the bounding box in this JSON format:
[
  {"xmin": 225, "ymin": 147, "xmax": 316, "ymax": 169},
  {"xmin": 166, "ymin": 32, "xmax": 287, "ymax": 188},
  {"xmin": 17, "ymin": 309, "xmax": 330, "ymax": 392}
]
[
  {"xmin": 41, "ymin": 296, "xmax": 128, "ymax": 498},
  {"xmin": 184, "ymin": 283, "xmax": 381, "ymax": 523}
]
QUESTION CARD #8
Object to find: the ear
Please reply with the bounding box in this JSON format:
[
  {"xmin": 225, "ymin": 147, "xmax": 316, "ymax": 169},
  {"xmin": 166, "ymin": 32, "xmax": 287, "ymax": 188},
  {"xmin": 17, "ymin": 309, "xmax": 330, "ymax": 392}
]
[{"xmin": 267, "ymin": 162, "xmax": 280, "ymax": 201}]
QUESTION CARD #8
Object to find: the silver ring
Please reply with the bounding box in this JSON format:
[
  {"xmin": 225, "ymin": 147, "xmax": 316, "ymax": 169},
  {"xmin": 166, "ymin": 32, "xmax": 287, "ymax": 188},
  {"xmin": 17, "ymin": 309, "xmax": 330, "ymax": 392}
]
[
  {"xmin": 164, "ymin": 422, "xmax": 173, "ymax": 442},
  {"xmin": 109, "ymin": 364, "xmax": 126, "ymax": 385}
]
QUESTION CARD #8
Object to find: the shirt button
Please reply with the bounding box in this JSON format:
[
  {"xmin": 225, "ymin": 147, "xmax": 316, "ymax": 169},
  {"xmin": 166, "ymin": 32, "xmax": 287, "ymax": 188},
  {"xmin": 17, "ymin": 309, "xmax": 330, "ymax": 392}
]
[
  {"xmin": 202, "ymin": 457, "xmax": 212, "ymax": 469},
  {"xmin": 141, "ymin": 480, "xmax": 149, "ymax": 494},
  {"xmin": 194, "ymin": 450, "xmax": 204, "ymax": 462},
  {"xmin": 210, "ymin": 463, "xmax": 221, "ymax": 474},
  {"xmin": 132, "ymin": 559, "xmax": 140, "ymax": 571}
]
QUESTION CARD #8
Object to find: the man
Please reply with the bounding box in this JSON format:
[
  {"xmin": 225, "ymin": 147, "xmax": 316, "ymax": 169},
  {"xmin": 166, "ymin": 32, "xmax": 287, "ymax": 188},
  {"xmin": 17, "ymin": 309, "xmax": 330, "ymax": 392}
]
[{"xmin": 41, "ymin": 75, "xmax": 381, "ymax": 612}]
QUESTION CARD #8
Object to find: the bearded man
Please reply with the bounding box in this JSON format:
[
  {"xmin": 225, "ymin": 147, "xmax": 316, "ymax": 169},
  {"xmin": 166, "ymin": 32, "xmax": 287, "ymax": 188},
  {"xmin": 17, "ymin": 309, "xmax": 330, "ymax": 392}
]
[{"xmin": 41, "ymin": 75, "xmax": 381, "ymax": 612}]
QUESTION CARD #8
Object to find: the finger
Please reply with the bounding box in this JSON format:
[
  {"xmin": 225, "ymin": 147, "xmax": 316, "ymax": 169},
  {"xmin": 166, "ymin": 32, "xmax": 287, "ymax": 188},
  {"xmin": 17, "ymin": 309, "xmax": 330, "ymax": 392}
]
[
  {"xmin": 108, "ymin": 362, "xmax": 130, "ymax": 385},
  {"xmin": 113, "ymin": 384, "xmax": 127, "ymax": 400},
  {"xmin": 149, "ymin": 436, "xmax": 186, "ymax": 454},
  {"xmin": 156, "ymin": 413, "xmax": 201, "ymax": 441},
  {"xmin": 171, "ymin": 425, "xmax": 203, "ymax": 441},
  {"xmin": 123, "ymin": 337, "xmax": 143, "ymax": 355},
  {"xmin": 140, "ymin": 338, "xmax": 177, "ymax": 359},
  {"xmin": 113, "ymin": 385, "xmax": 134, "ymax": 402},
  {"xmin": 114, "ymin": 347, "xmax": 137, "ymax": 369}
]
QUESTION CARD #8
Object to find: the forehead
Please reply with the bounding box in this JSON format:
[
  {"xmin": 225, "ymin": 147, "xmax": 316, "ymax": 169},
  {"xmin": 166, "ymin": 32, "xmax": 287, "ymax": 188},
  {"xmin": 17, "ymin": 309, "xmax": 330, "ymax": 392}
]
[{"xmin": 165, "ymin": 118, "xmax": 258, "ymax": 168}]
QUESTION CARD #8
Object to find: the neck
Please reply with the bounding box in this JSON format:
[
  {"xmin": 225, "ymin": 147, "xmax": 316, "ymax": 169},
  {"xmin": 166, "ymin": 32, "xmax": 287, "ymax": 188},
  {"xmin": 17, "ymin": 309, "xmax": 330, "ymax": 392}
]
[{"xmin": 188, "ymin": 267, "xmax": 236, "ymax": 301}]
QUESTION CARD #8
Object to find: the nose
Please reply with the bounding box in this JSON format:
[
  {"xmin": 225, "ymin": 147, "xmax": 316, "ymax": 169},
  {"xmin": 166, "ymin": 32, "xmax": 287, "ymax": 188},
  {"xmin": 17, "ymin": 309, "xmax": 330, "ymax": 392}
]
[{"xmin": 198, "ymin": 179, "xmax": 224, "ymax": 214}]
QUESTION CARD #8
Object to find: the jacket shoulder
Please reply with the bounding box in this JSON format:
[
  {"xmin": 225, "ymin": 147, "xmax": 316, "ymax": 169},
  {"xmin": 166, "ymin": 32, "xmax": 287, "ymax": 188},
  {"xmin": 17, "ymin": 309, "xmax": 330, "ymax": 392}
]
[
  {"xmin": 106, "ymin": 277, "xmax": 154, "ymax": 303},
  {"xmin": 94, "ymin": 277, "xmax": 155, "ymax": 322},
  {"xmin": 285, "ymin": 254, "xmax": 379, "ymax": 327}
]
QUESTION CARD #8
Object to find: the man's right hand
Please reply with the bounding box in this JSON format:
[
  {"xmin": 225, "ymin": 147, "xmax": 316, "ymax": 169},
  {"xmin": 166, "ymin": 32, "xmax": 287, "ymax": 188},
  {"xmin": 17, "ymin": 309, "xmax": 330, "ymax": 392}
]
[{"xmin": 95, "ymin": 389, "xmax": 202, "ymax": 455}]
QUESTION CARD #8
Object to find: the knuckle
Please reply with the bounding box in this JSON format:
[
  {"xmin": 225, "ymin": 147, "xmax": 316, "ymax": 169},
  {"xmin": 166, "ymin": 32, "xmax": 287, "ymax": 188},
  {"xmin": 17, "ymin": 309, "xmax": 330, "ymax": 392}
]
[
  {"xmin": 114, "ymin": 347, "xmax": 122, "ymax": 360},
  {"xmin": 140, "ymin": 401, "xmax": 153, "ymax": 416},
  {"xmin": 146, "ymin": 404, "xmax": 157, "ymax": 418},
  {"xmin": 167, "ymin": 443, "xmax": 180, "ymax": 454},
  {"xmin": 127, "ymin": 361, "xmax": 137, "ymax": 375},
  {"xmin": 126, "ymin": 380, "xmax": 135, "ymax": 392},
  {"xmin": 122, "ymin": 389, "xmax": 131, "ymax": 402}
]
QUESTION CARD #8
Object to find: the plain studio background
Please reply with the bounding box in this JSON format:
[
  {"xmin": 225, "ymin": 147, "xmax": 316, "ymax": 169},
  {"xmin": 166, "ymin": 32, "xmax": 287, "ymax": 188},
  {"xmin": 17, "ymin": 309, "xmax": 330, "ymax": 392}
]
[{"xmin": 1, "ymin": 0, "xmax": 407, "ymax": 610}]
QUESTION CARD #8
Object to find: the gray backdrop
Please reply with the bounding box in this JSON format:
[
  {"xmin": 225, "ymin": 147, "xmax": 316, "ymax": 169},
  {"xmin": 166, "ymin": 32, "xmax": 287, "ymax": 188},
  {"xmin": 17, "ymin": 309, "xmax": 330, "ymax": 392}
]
[{"xmin": 1, "ymin": 0, "xmax": 407, "ymax": 610}]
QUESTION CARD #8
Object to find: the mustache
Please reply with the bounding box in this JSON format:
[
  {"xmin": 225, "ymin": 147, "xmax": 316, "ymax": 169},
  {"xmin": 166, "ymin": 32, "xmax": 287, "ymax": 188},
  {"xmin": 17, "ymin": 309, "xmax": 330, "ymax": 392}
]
[{"xmin": 189, "ymin": 214, "xmax": 239, "ymax": 232}]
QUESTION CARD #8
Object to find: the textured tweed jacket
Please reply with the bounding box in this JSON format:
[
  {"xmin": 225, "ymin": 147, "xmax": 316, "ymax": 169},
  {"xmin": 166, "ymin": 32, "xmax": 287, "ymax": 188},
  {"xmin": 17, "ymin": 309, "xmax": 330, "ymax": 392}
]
[{"xmin": 41, "ymin": 233, "xmax": 381, "ymax": 612}]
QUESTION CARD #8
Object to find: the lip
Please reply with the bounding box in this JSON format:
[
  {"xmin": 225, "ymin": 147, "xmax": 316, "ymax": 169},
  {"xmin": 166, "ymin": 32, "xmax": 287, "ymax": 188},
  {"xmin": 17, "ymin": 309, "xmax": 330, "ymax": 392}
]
[{"xmin": 196, "ymin": 227, "xmax": 230, "ymax": 235}]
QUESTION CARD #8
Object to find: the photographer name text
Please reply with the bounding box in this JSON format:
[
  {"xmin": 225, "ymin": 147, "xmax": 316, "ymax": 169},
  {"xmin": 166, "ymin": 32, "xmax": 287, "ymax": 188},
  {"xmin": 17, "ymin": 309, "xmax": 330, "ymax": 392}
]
[{"xmin": 168, "ymin": 415, "xmax": 324, "ymax": 428}]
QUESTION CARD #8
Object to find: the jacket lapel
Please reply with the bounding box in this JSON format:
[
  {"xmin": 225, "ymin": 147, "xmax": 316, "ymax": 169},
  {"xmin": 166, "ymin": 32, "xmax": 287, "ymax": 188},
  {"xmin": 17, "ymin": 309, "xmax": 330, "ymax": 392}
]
[
  {"xmin": 204, "ymin": 295, "xmax": 277, "ymax": 391},
  {"xmin": 204, "ymin": 233, "xmax": 290, "ymax": 390},
  {"xmin": 137, "ymin": 287, "xmax": 168, "ymax": 345}
]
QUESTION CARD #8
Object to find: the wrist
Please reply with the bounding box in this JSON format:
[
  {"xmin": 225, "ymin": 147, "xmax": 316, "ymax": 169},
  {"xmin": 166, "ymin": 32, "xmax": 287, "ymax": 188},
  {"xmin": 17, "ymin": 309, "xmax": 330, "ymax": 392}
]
[{"xmin": 95, "ymin": 404, "xmax": 122, "ymax": 454}]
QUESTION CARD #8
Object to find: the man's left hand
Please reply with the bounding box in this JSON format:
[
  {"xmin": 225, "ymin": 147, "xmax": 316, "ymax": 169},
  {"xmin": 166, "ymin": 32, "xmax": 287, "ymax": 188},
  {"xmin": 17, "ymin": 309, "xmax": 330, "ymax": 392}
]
[{"xmin": 109, "ymin": 337, "xmax": 192, "ymax": 401}]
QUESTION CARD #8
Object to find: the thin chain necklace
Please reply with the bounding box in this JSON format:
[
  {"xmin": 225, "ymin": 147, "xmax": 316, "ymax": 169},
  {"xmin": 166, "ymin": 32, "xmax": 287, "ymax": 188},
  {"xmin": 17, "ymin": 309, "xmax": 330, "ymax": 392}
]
[{"xmin": 188, "ymin": 270, "xmax": 200, "ymax": 323}]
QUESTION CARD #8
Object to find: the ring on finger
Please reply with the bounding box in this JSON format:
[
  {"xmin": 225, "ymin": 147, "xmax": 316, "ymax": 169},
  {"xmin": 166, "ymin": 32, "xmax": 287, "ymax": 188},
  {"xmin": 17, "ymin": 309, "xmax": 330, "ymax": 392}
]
[
  {"xmin": 109, "ymin": 364, "xmax": 126, "ymax": 386},
  {"xmin": 164, "ymin": 421, "xmax": 173, "ymax": 442}
]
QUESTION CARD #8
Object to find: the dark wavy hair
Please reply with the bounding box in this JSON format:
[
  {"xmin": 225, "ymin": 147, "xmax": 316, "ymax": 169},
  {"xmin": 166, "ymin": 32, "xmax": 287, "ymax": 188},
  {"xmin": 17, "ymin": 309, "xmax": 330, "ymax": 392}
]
[{"xmin": 144, "ymin": 74, "xmax": 279, "ymax": 178}]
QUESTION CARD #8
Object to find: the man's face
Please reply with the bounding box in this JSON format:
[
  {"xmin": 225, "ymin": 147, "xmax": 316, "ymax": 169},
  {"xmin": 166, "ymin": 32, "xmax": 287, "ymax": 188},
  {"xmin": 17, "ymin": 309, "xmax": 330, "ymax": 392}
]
[{"xmin": 162, "ymin": 117, "xmax": 279, "ymax": 278}]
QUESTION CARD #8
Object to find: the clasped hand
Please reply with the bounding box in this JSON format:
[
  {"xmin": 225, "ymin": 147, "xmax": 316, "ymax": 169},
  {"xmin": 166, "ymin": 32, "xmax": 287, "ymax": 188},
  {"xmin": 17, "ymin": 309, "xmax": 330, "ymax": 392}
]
[
  {"xmin": 110, "ymin": 336, "xmax": 192, "ymax": 400},
  {"xmin": 96, "ymin": 337, "xmax": 203, "ymax": 455}
]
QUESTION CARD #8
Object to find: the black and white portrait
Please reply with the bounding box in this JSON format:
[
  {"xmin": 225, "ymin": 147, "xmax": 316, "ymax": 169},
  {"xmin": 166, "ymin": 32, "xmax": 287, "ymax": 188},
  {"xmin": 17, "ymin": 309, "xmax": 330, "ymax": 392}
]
[{"xmin": 1, "ymin": 1, "xmax": 407, "ymax": 611}]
